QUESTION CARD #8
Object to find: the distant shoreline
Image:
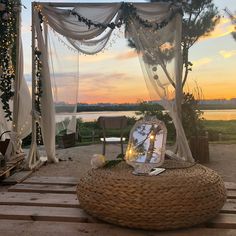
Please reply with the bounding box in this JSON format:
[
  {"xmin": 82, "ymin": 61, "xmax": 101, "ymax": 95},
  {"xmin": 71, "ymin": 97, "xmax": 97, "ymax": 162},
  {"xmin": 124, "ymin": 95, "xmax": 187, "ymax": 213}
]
[
  {"xmin": 55, "ymin": 104, "xmax": 236, "ymax": 113},
  {"xmin": 56, "ymin": 109, "xmax": 236, "ymax": 122},
  {"xmin": 199, "ymin": 105, "xmax": 236, "ymax": 110}
]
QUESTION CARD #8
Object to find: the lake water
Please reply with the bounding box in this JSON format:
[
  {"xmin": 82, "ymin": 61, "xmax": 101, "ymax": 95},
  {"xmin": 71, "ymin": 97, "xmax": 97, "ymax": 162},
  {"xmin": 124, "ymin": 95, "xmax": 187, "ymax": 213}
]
[{"xmin": 56, "ymin": 109, "xmax": 236, "ymax": 122}]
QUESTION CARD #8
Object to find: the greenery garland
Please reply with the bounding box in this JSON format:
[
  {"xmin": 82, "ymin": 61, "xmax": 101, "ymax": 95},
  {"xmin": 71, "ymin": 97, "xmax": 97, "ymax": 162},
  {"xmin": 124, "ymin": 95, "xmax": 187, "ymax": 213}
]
[
  {"xmin": 0, "ymin": 0, "xmax": 18, "ymax": 121},
  {"xmin": 34, "ymin": 6, "xmax": 44, "ymax": 144},
  {"xmin": 34, "ymin": 48, "xmax": 43, "ymax": 144},
  {"xmin": 122, "ymin": 3, "xmax": 183, "ymax": 30},
  {"xmin": 69, "ymin": 9, "xmax": 123, "ymax": 30},
  {"xmin": 34, "ymin": 48, "xmax": 43, "ymax": 114},
  {"xmin": 68, "ymin": 2, "xmax": 182, "ymax": 31}
]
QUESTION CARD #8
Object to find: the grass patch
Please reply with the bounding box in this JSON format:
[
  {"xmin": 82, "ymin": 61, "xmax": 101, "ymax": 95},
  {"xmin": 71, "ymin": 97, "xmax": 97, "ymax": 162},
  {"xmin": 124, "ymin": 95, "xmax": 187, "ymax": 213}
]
[
  {"xmin": 203, "ymin": 120, "xmax": 236, "ymax": 134},
  {"xmin": 203, "ymin": 120, "xmax": 236, "ymax": 141}
]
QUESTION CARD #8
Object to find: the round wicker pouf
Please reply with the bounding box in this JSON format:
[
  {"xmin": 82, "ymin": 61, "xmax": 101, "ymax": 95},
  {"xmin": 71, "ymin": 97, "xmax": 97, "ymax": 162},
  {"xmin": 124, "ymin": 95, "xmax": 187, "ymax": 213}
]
[{"xmin": 77, "ymin": 161, "xmax": 226, "ymax": 230}]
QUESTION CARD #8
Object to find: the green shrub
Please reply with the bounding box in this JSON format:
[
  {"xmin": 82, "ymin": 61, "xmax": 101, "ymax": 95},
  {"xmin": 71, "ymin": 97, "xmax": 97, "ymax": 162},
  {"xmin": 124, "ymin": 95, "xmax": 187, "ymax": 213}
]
[{"xmin": 182, "ymin": 92, "xmax": 205, "ymax": 139}]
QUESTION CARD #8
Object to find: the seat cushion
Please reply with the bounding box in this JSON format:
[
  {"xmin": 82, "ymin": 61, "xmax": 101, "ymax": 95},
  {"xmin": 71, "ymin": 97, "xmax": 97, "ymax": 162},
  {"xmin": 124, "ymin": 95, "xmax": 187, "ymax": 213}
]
[
  {"xmin": 100, "ymin": 137, "xmax": 126, "ymax": 142},
  {"xmin": 77, "ymin": 161, "xmax": 226, "ymax": 230}
]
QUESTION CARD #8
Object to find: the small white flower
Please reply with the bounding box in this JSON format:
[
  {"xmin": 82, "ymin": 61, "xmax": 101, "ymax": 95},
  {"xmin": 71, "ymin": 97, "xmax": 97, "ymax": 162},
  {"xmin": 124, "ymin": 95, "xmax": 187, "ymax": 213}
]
[{"xmin": 91, "ymin": 154, "xmax": 106, "ymax": 169}]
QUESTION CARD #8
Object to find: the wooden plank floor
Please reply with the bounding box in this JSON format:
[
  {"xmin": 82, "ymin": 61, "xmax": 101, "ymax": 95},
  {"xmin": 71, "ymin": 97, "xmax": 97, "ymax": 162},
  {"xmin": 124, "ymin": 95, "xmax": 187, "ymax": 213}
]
[{"xmin": 0, "ymin": 176, "xmax": 235, "ymax": 236}]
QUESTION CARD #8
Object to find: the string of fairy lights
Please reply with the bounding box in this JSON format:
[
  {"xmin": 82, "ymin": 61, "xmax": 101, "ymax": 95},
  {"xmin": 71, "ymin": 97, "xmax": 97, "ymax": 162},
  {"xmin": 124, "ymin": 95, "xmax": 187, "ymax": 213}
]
[{"xmin": 0, "ymin": 0, "xmax": 18, "ymax": 121}]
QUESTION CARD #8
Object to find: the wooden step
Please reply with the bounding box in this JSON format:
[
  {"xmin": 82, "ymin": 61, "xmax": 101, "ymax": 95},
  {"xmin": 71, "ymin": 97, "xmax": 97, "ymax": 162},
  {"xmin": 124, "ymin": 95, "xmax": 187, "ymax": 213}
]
[
  {"xmin": 8, "ymin": 183, "xmax": 76, "ymax": 194},
  {"xmin": 22, "ymin": 176, "xmax": 78, "ymax": 185},
  {"xmin": 227, "ymin": 191, "xmax": 236, "ymax": 199},
  {"xmin": 225, "ymin": 182, "xmax": 236, "ymax": 191},
  {"xmin": 207, "ymin": 213, "xmax": 236, "ymax": 229},
  {"xmin": 0, "ymin": 192, "xmax": 79, "ymax": 208},
  {"xmin": 0, "ymin": 220, "xmax": 235, "ymax": 236},
  {"xmin": 0, "ymin": 205, "xmax": 92, "ymax": 223},
  {"xmin": 221, "ymin": 200, "xmax": 236, "ymax": 214}
]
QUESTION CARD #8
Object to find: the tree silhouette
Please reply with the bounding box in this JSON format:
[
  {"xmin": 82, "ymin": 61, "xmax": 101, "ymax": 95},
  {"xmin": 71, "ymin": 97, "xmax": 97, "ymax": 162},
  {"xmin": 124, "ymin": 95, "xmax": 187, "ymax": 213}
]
[
  {"xmin": 224, "ymin": 8, "xmax": 236, "ymax": 41},
  {"xmin": 150, "ymin": 0, "xmax": 220, "ymax": 88},
  {"xmin": 128, "ymin": 0, "xmax": 220, "ymax": 88}
]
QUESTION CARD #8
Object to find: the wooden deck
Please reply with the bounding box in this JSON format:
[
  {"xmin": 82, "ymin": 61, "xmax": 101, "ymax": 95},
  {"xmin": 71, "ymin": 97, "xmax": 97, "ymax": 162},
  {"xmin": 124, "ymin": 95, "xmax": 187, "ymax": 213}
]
[{"xmin": 0, "ymin": 176, "xmax": 235, "ymax": 236}]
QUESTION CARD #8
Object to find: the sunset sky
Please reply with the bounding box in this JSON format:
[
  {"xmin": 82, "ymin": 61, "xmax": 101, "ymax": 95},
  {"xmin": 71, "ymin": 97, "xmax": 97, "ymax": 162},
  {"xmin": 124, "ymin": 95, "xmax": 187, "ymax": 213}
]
[{"xmin": 21, "ymin": 0, "xmax": 236, "ymax": 104}]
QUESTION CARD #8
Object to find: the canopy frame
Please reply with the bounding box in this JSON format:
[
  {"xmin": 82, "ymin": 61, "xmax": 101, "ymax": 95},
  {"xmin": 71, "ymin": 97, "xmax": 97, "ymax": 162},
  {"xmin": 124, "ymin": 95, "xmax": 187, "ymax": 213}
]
[{"xmin": 27, "ymin": 1, "xmax": 194, "ymax": 169}]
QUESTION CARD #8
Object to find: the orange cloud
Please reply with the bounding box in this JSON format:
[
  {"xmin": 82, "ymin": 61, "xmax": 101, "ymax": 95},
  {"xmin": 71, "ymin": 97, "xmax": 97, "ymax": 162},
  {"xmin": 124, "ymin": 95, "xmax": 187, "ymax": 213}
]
[
  {"xmin": 115, "ymin": 50, "xmax": 138, "ymax": 60},
  {"xmin": 192, "ymin": 57, "xmax": 213, "ymax": 68},
  {"xmin": 202, "ymin": 17, "xmax": 234, "ymax": 40},
  {"xmin": 219, "ymin": 50, "xmax": 236, "ymax": 58},
  {"xmin": 53, "ymin": 71, "xmax": 150, "ymax": 104}
]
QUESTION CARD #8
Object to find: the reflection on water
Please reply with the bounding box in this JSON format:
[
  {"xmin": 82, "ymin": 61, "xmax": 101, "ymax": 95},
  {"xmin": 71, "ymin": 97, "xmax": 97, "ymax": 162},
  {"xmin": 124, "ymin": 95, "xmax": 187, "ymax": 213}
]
[
  {"xmin": 202, "ymin": 110, "xmax": 236, "ymax": 121},
  {"xmin": 56, "ymin": 109, "xmax": 236, "ymax": 123}
]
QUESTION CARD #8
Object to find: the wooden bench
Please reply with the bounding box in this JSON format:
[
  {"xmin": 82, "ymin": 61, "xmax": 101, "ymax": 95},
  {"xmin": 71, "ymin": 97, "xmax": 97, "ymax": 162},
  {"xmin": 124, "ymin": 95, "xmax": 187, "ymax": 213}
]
[{"xmin": 0, "ymin": 176, "xmax": 235, "ymax": 235}]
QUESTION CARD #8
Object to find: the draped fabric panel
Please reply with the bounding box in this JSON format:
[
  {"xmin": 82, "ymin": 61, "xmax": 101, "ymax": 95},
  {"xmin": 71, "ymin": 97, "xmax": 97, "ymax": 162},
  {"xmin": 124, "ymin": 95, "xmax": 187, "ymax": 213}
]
[
  {"xmin": 41, "ymin": 4, "xmax": 121, "ymax": 40},
  {"xmin": 15, "ymin": 39, "xmax": 32, "ymax": 139},
  {"xmin": 133, "ymin": 2, "xmax": 174, "ymax": 21},
  {"xmin": 32, "ymin": 2, "xmax": 194, "ymax": 163},
  {"xmin": 126, "ymin": 7, "xmax": 194, "ymax": 161},
  {"xmin": 67, "ymin": 27, "xmax": 114, "ymax": 55},
  {"xmin": 41, "ymin": 3, "xmax": 122, "ymax": 55},
  {"xmin": 34, "ymin": 10, "xmax": 58, "ymax": 163}
]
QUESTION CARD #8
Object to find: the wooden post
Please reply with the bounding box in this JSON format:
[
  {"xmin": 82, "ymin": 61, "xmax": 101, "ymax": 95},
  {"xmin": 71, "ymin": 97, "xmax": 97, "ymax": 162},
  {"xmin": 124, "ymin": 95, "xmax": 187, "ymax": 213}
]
[
  {"xmin": 25, "ymin": 3, "xmax": 40, "ymax": 170},
  {"xmin": 189, "ymin": 136, "xmax": 210, "ymax": 163},
  {"xmin": 175, "ymin": 14, "xmax": 183, "ymax": 124},
  {"xmin": 12, "ymin": 0, "xmax": 21, "ymax": 134},
  {"xmin": 218, "ymin": 133, "xmax": 222, "ymax": 141}
]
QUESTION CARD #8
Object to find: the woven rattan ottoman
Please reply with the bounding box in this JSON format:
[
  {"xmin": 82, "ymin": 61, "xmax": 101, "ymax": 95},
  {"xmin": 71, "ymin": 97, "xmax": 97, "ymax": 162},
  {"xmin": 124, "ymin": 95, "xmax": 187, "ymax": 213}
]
[{"xmin": 77, "ymin": 160, "xmax": 226, "ymax": 230}]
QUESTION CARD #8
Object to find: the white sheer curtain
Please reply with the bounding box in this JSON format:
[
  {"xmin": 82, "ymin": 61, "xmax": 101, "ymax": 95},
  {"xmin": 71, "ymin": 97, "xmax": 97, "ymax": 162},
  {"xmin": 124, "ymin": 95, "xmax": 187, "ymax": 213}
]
[
  {"xmin": 34, "ymin": 11, "xmax": 58, "ymax": 163},
  {"xmin": 14, "ymin": 38, "xmax": 32, "ymax": 139},
  {"xmin": 47, "ymin": 28, "xmax": 79, "ymax": 136},
  {"xmin": 31, "ymin": 2, "xmax": 194, "ymax": 164},
  {"xmin": 32, "ymin": 3, "xmax": 123, "ymax": 163},
  {"xmin": 41, "ymin": 4, "xmax": 122, "ymax": 55},
  {"xmin": 126, "ymin": 4, "xmax": 194, "ymax": 162}
]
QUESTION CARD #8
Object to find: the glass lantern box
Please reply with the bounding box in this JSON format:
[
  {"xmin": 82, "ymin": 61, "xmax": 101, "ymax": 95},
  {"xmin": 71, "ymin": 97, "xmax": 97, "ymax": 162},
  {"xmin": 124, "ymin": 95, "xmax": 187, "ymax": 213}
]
[{"xmin": 125, "ymin": 117, "xmax": 167, "ymax": 175}]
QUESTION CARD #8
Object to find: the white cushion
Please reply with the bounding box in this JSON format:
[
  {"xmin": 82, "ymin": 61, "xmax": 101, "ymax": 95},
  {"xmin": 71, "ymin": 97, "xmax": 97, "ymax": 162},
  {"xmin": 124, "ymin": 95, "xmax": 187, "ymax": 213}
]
[{"xmin": 100, "ymin": 137, "xmax": 126, "ymax": 142}]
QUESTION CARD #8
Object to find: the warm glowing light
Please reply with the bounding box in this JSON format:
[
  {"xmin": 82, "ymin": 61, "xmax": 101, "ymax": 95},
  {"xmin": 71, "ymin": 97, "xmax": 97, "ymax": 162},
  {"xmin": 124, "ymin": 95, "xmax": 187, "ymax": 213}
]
[{"xmin": 150, "ymin": 135, "xmax": 155, "ymax": 140}]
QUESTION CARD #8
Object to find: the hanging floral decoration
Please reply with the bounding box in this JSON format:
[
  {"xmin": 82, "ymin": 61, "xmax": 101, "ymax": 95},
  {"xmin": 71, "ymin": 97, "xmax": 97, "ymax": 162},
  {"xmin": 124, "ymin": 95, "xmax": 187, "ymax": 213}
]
[{"xmin": 0, "ymin": 0, "xmax": 18, "ymax": 121}]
